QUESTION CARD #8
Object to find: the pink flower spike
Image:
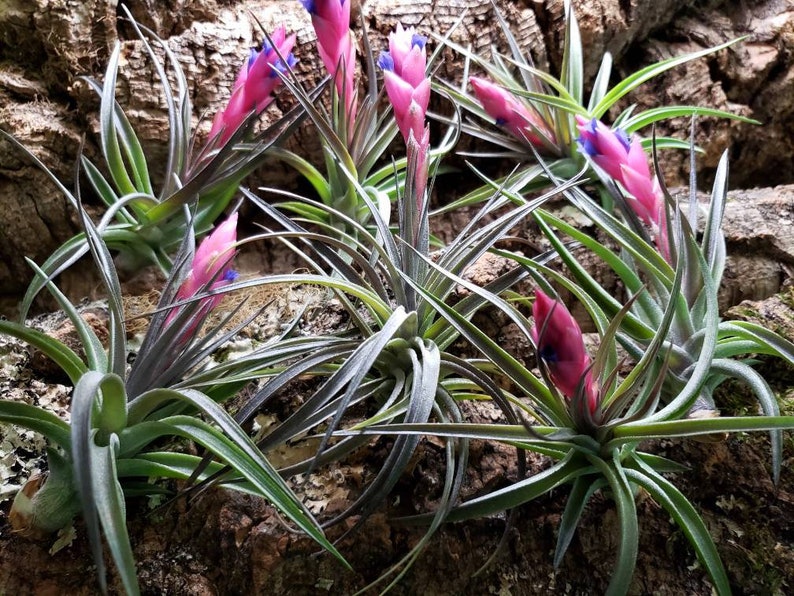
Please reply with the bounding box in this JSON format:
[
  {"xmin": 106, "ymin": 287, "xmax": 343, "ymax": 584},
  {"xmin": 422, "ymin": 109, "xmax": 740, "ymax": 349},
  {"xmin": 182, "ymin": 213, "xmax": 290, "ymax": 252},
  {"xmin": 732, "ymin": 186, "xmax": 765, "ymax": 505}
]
[
  {"xmin": 576, "ymin": 117, "xmax": 673, "ymax": 263},
  {"xmin": 379, "ymin": 24, "xmax": 430, "ymax": 146},
  {"xmin": 177, "ymin": 213, "xmax": 239, "ymax": 301},
  {"xmin": 619, "ymin": 164, "xmax": 661, "ymax": 226},
  {"xmin": 165, "ymin": 213, "xmax": 239, "ymax": 334},
  {"xmin": 408, "ymin": 124, "xmax": 431, "ymax": 208},
  {"xmin": 531, "ymin": 290, "xmax": 598, "ymax": 413},
  {"xmin": 470, "ymin": 76, "xmax": 551, "ymax": 147},
  {"xmin": 209, "ymin": 27, "xmax": 297, "ymax": 144},
  {"xmin": 301, "ymin": 0, "xmax": 356, "ymax": 115},
  {"xmin": 575, "ymin": 116, "xmax": 631, "ymax": 181},
  {"xmin": 626, "ymin": 137, "xmax": 652, "ymax": 181},
  {"xmin": 655, "ymin": 207, "xmax": 672, "ymax": 263},
  {"xmin": 387, "ymin": 24, "xmax": 427, "ymax": 87}
]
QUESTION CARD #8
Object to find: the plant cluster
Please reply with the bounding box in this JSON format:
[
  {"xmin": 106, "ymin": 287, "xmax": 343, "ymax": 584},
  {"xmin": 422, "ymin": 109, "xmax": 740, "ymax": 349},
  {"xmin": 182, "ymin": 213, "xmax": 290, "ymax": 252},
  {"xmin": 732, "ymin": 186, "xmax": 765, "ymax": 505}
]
[{"xmin": 1, "ymin": 1, "xmax": 792, "ymax": 594}]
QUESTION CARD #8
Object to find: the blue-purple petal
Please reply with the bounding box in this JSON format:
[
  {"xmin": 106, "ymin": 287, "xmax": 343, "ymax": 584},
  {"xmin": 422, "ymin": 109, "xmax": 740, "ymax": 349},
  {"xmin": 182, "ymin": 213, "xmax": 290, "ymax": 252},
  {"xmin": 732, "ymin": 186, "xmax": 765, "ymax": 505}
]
[
  {"xmin": 580, "ymin": 137, "xmax": 598, "ymax": 157},
  {"xmin": 247, "ymin": 48, "xmax": 259, "ymax": 70},
  {"xmin": 615, "ymin": 128, "xmax": 630, "ymax": 152},
  {"xmin": 378, "ymin": 51, "xmax": 394, "ymax": 71},
  {"xmin": 539, "ymin": 344, "xmax": 558, "ymax": 364},
  {"xmin": 269, "ymin": 53, "xmax": 296, "ymax": 78}
]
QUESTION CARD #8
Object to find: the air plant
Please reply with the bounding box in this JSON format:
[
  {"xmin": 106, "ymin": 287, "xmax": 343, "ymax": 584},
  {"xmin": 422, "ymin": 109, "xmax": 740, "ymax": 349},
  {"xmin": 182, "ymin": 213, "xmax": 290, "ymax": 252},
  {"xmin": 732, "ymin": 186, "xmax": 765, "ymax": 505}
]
[
  {"xmin": 172, "ymin": 22, "xmax": 580, "ymax": 590},
  {"xmin": 346, "ymin": 256, "xmax": 794, "ymax": 594},
  {"xmin": 10, "ymin": 9, "xmax": 306, "ymax": 320},
  {"xmin": 3, "ymin": 1, "xmax": 793, "ymax": 594},
  {"xmin": 270, "ymin": 5, "xmax": 454, "ymax": 244},
  {"xmin": 329, "ymin": 119, "xmax": 794, "ymax": 592},
  {"xmin": 0, "ymin": 204, "xmax": 344, "ymax": 594},
  {"xmin": 434, "ymin": 0, "xmax": 755, "ymax": 213},
  {"xmin": 533, "ymin": 123, "xmax": 794, "ymax": 482}
]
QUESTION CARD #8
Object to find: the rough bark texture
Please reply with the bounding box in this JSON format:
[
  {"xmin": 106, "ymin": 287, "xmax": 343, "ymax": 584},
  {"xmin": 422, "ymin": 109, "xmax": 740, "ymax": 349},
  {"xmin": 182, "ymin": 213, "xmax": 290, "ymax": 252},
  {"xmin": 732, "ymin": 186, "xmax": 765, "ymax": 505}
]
[
  {"xmin": 1, "ymin": 289, "xmax": 793, "ymax": 594},
  {"xmin": 2, "ymin": 0, "xmax": 794, "ymax": 306},
  {"xmin": 2, "ymin": 4, "xmax": 794, "ymax": 588}
]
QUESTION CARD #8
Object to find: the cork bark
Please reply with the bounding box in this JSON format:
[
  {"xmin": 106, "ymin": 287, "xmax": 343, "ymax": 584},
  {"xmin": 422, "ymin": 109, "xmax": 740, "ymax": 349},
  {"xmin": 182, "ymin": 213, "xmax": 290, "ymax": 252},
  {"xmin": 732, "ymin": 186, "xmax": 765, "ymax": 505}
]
[{"xmin": 1, "ymin": 0, "xmax": 793, "ymax": 307}]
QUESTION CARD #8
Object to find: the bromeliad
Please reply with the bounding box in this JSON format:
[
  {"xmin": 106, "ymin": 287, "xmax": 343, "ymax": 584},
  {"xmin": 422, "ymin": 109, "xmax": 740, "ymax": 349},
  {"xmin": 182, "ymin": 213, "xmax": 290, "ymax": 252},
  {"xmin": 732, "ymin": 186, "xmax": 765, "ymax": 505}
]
[{"xmin": 209, "ymin": 26, "xmax": 297, "ymax": 144}]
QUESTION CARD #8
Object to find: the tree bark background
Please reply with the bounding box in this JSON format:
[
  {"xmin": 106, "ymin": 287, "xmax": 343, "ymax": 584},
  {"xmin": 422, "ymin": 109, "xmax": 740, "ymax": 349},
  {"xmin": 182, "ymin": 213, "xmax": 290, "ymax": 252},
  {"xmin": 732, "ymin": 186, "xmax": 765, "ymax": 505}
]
[
  {"xmin": 1, "ymin": 0, "xmax": 793, "ymax": 308},
  {"xmin": 2, "ymin": 3, "xmax": 794, "ymax": 592}
]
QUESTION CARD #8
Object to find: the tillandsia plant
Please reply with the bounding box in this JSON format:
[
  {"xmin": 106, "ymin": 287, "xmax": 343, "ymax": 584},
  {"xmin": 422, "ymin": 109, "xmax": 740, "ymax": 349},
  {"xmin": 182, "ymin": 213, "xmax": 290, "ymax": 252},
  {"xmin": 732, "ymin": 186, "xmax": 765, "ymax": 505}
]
[
  {"xmin": 0, "ymin": 204, "xmax": 344, "ymax": 594},
  {"xmin": 11, "ymin": 8, "xmax": 306, "ymax": 320},
  {"xmin": 444, "ymin": 137, "xmax": 794, "ymax": 592},
  {"xmin": 434, "ymin": 0, "xmax": 755, "ymax": 212},
  {"xmin": 271, "ymin": 2, "xmax": 455, "ymax": 242},
  {"xmin": 531, "ymin": 122, "xmax": 794, "ymax": 482},
  {"xmin": 174, "ymin": 23, "xmax": 581, "ymax": 590},
  {"xmin": 346, "ymin": 247, "xmax": 794, "ymax": 594}
]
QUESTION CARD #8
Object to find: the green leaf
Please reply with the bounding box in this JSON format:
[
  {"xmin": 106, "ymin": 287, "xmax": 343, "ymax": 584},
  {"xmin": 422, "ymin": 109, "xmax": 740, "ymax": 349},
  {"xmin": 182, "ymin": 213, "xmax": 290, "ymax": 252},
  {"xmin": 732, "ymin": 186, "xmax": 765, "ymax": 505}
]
[
  {"xmin": 0, "ymin": 319, "xmax": 87, "ymax": 384},
  {"xmin": 330, "ymin": 339, "xmax": 441, "ymax": 528},
  {"xmin": 560, "ymin": 0, "xmax": 583, "ymax": 105},
  {"xmin": 188, "ymin": 272, "xmax": 392, "ymax": 325},
  {"xmin": 718, "ymin": 321, "xmax": 794, "ymax": 363},
  {"xmin": 702, "ymin": 150, "xmax": 728, "ymax": 284},
  {"xmin": 609, "ymin": 415, "xmax": 794, "ymax": 447},
  {"xmin": 116, "ymin": 452, "xmax": 255, "ymax": 492},
  {"xmin": 125, "ymin": 387, "xmax": 347, "ymax": 567},
  {"xmin": 0, "ymin": 400, "xmax": 72, "ymax": 450},
  {"xmin": 440, "ymin": 452, "xmax": 590, "ymax": 522},
  {"xmin": 634, "ymin": 451, "xmax": 689, "ymax": 474},
  {"xmin": 342, "ymin": 422, "xmax": 563, "ymax": 444},
  {"xmin": 81, "ymin": 157, "xmax": 131, "ymax": 221},
  {"xmin": 592, "ymin": 38, "xmax": 744, "ymax": 118},
  {"xmin": 587, "ymin": 53, "xmax": 612, "ymax": 112},
  {"xmin": 585, "ymin": 452, "xmax": 638, "ymax": 596},
  {"xmin": 24, "ymin": 259, "xmax": 108, "ymax": 373},
  {"xmin": 554, "ymin": 475, "xmax": 605, "ymax": 567},
  {"xmin": 529, "ymin": 210, "xmax": 657, "ymax": 337},
  {"xmin": 90, "ymin": 436, "xmax": 139, "ymax": 595},
  {"xmin": 71, "ymin": 371, "xmax": 115, "ymax": 593},
  {"xmin": 647, "ymin": 234, "xmax": 720, "ymax": 422},
  {"xmin": 94, "ymin": 374, "xmax": 128, "ymax": 443},
  {"xmin": 709, "ymin": 358, "xmax": 782, "ymax": 484},
  {"xmin": 96, "ymin": 44, "xmax": 137, "ymax": 196},
  {"xmin": 619, "ymin": 106, "xmax": 758, "ymax": 133},
  {"xmin": 76, "ymin": 202, "xmax": 127, "ymax": 378},
  {"xmin": 161, "ymin": 414, "xmax": 347, "ymax": 567},
  {"xmin": 121, "ymin": 7, "xmax": 188, "ymax": 199},
  {"xmin": 625, "ymin": 456, "xmax": 730, "ymax": 595}
]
